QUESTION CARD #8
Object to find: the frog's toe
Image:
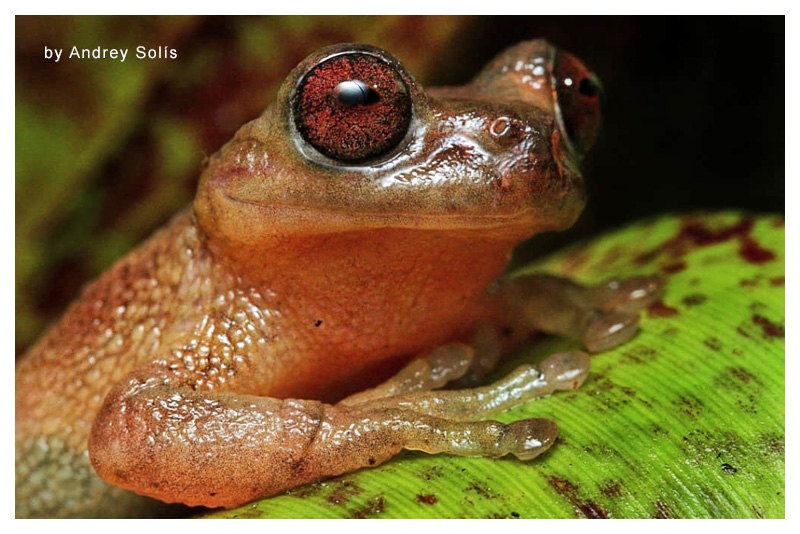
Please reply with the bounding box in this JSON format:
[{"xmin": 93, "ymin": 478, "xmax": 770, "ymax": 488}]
[
  {"xmin": 595, "ymin": 275, "xmax": 665, "ymax": 312},
  {"xmin": 503, "ymin": 418, "xmax": 558, "ymax": 461},
  {"xmin": 583, "ymin": 309, "xmax": 640, "ymax": 353},
  {"xmin": 339, "ymin": 343, "xmax": 475, "ymax": 406},
  {"xmin": 540, "ymin": 351, "xmax": 591, "ymax": 391}
]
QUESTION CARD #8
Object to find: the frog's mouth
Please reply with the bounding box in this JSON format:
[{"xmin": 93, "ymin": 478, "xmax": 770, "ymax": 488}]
[{"xmin": 217, "ymin": 190, "xmax": 564, "ymax": 236}]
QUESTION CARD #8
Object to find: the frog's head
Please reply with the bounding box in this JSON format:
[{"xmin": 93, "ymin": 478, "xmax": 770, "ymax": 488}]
[{"xmin": 195, "ymin": 41, "xmax": 601, "ymax": 245}]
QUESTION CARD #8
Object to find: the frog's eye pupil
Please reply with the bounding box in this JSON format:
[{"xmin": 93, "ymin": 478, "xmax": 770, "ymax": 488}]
[
  {"xmin": 578, "ymin": 77, "xmax": 599, "ymax": 98},
  {"xmin": 334, "ymin": 80, "xmax": 380, "ymax": 106}
]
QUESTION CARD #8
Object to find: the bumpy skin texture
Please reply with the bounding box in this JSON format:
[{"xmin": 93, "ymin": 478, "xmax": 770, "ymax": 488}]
[{"xmin": 16, "ymin": 41, "xmax": 660, "ymax": 518}]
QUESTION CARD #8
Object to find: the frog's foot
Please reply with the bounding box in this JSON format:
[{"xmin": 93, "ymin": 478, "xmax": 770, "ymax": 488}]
[
  {"xmin": 329, "ymin": 350, "xmax": 589, "ymax": 466},
  {"xmin": 498, "ymin": 273, "xmax": 664, "ymax": 353},
  {"xmin": 337, "ymin": 348, "xmax": 588, "ymax": 460},
  {"xmin": 90, "ymin": 355, "xmax": 582, "ymax": 509}
]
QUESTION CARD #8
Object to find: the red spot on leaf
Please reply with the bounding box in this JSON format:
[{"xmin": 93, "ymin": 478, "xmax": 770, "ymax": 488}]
[
  {"xmin": 662, "ymin": 261, "xmax": 687, "ymax": 274},
  {"xmin": 416, "ymin": 494, "xmax": 437, "ymax": 505},
  {"xmin": 635, "ymin": 216, "xmax": 775, "ymax": 266},
  {"xmin": 648, "ymin": 300, "xmax": 679, "ymax": 318},
  {"xmin": 739, "ymin": 237, "xmax": 777, "ymax": 264},
  {"xmin": 548, "ymin": 476, "xmax": 609, "ymax": 519},
  {"xmin": 752, "ymin": 314, "xmax": 784, "ymax": 338}
]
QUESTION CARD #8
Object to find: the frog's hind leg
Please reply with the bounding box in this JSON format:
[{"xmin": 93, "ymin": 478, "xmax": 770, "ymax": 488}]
[{"xmin": 497, "ymin": 274, "xmax": 664, "ymax": 353}]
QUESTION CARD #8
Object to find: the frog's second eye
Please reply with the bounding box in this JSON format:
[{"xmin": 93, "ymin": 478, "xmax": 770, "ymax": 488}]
[
  {"xmin": 553, "ymin": 51, "xmax": 602, "ymax": 155},
  {"xmin": 294, "ymin": 53, "xmax": 412, "ymax": 162}
]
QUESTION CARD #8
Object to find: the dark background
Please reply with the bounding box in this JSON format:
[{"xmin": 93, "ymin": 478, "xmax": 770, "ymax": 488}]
[
  {"xmin": 15, "ymin": 16, "xmax": 784, "ymax": 353},
  {"xmin": 472, "ymin": 16, "xmax": 784, "ymax": 262}
]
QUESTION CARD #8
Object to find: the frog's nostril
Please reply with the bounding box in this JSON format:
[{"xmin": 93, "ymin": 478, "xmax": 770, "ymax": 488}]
[{"xmin": 489, "ymin": 117, "xmax": 511, "ymax": 137}]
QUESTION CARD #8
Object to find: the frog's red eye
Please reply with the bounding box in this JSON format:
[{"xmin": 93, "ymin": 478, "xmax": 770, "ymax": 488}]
[
  {"xmin": 294, "ymin": 53, "xmax": 412, "ymax": 162},
  {"xmin": 553, "ymin": 51, "xmax": 602, "ymax": 155}
]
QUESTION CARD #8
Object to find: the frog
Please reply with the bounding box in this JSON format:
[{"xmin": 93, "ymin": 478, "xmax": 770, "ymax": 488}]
[{"xmin": 15, "ymin": 40, "xmax": 663, "ymax": 518}]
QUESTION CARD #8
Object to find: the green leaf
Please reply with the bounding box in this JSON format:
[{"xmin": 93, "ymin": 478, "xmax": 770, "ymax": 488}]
[{"xmin": 203, "ymin": 212, "xmax": 784, "ymax": 519}]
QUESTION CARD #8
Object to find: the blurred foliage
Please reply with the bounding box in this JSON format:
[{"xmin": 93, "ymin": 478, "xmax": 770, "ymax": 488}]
[
  {"xmin": 15, "ymin": 15, "xmax": 471, "ymax": 354},
  {"xmin": 205, "ymin": 212, "xmax": 784, "ymax": 518}
]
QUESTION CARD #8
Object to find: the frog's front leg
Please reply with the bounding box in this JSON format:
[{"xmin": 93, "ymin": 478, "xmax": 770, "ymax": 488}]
[
  {"xmin": 496, "ymin": 274, "xmax": 664, "ymax": 352},
  {"xmin": 88, "ymin": 352, "xmax": 581, "ymax": 509}
]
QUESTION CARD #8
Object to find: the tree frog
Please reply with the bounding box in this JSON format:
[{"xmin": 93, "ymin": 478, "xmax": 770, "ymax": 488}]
[{"xmin": 15, "ymin": 41, "xmax": 662, "ymax": 517}]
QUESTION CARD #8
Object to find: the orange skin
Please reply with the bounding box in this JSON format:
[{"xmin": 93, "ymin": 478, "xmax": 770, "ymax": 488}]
[{"xmin": 15, "ymin": 41, "xmax": 661, "ymax": 518}]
